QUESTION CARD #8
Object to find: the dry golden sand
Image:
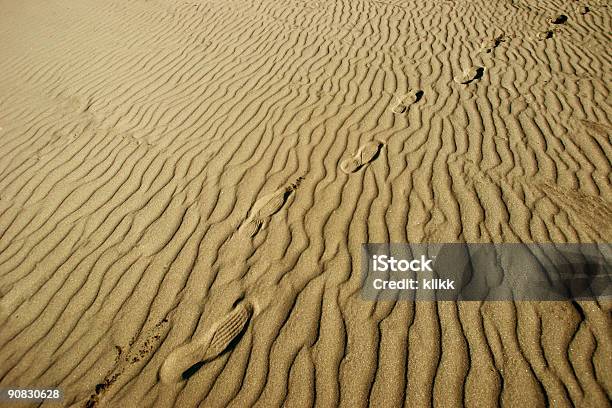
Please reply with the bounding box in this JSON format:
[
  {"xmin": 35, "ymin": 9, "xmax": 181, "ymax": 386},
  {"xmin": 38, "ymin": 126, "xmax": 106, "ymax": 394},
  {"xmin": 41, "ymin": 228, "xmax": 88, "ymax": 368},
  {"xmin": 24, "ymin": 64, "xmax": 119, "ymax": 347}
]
[{"xmin": 0, "ymin": 0, "xmax": 611, "ymax": 406}]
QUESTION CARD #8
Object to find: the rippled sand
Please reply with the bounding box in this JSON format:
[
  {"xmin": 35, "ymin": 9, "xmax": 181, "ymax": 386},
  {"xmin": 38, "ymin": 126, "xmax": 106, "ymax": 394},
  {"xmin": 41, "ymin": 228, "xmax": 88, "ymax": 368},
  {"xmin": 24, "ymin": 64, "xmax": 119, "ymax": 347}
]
[{"xmin": 0, "ymin": 0, "xmax": 610, "ymax": 406}]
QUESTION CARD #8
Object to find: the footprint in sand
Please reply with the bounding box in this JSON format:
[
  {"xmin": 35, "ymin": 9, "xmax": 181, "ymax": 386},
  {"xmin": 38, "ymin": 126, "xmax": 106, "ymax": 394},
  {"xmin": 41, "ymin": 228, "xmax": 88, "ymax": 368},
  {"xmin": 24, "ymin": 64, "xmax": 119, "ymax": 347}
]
[
  {"xmin": 576, "ymin": 6, "xmax": 589, "ymax": 15},
  {"xmin": 453, "ymin": 66, "xmax": 484, "ymax": 84},
  {"xmin": 535, "ymin": 30, "xmax": 554, "ymax": 40},
  {"xmin": 238, "ymin": 177, "xmax": 303, "ymax": 237},
  {"xmin": 340, "ymin": 140, "xmax": 383, "ymax": 174},
  {"xmin": 159, "ymin": 302, "xmax": 253, "ymax": 384},
  {"xmin": 479, "ymin": 35, "xmax": 505, "ymax": 53},
  {"xmin": 549, "ymin": 14, "xmax": 568, "ymax": 24},
  {"xmin": 390, "ymin": 90, "xmax": 423, "ymax": 114}
]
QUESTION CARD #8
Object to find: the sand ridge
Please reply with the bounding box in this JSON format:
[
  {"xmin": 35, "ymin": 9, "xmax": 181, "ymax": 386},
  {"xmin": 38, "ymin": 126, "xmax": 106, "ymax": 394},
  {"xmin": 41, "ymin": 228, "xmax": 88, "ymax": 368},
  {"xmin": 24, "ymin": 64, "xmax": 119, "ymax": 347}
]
[{"xmin": 0, "ymin": 0, "xmax": 611, "ymax": 406}]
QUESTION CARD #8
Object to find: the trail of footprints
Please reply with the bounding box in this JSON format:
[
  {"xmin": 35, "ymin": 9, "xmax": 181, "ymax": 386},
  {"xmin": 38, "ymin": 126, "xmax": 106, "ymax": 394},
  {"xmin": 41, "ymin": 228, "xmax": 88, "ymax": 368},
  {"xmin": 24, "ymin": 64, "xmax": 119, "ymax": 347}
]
[
  {"xmin": 454, "ymin": 5, "xmax": 585, "ymax": 84},
  {"xmin": 154, "ymin": 178, "xmax": 308, "ymax": 384},
  {"xmin": 338, "ymin": 88, "xmax": 425, "ymax": 176},
  {"xmin": 157, "ymin": 139, "xmax": 386, "ymax": 383},
  {"xmin": 156, "ymin": 179, "xmax": 304, "ymax": 381},
  {"xmin": 155, "ymin": 138, "xmax": 385, "ymax": 384},
  {"xmin": 156, "ymin": 140, "xmax": 384, "ymax": 383},
  {"xmin": 459, "ymin": 7, "xmax": 587, "ymax": 85},
  {"xmin": 535, "ymin": 10, "xmax": 575, "ymax": 40},
  {"xmin": 156, "ymin": 179, "xmax": 307, "ymax": 385}
]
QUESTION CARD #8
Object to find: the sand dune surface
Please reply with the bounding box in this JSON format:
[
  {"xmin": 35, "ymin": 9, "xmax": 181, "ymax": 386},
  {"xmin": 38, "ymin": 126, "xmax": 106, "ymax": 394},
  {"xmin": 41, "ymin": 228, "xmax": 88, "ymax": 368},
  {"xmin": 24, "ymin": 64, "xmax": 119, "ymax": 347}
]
[{"xmin": 0, "ymin": 0, "xmax": 611, "ymax": 406}]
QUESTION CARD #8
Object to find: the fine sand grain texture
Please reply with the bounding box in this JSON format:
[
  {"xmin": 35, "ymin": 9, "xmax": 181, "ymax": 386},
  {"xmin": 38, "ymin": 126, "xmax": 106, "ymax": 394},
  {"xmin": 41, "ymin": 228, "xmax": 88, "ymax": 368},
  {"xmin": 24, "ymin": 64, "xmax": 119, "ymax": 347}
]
[{"xmin": 0, "ymin": 0, "xmax": 611, "ymax": 407}]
